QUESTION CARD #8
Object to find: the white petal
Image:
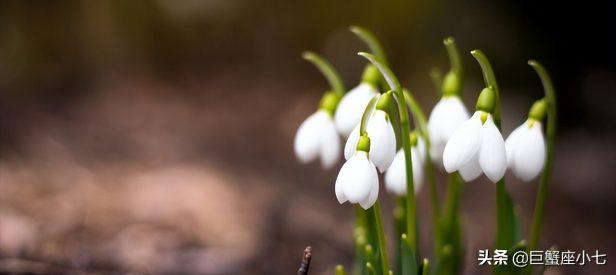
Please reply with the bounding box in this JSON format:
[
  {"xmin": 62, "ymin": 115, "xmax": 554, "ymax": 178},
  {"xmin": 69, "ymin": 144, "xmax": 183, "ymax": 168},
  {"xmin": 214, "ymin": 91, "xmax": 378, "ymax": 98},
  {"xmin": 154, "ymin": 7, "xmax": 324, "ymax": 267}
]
[
  {"xmin": 429, "ymin": 140, "xmax": 445, "ymax": 167},
  {"xmin": 334, "ymin": 84, "xmax": 379, "ymax": 137},
  {"xmin": 294, "ymin": 111, "xmax": 326, "ymax": 163},
  {"xmin": 319, "ymin": 115, "xmax": 342, "ymax": 169},
  {"xmin": 385, "ymin": 150, "xmax": 406, "ymax": 196},
  {"xmin": 411, "ymin": 146, "xmax": 424, "ymax": 192},
  {"xmin": 385, "ymin": 148, "xmax": 424, "ymax": 196},
  {"xmin": 459, "ymin": 153, "xmax": 482, "ymax": 182},
  {"xmin": 335, "ymin": 152, "xmax": 378, "ymax": 203},
  {"xmin": 505, "ymin": 123, "xmax": 525, "ymax": 168},
  {"xmin": 478, "ymin": 116, "xmax": 507, "ymax": 183},
  {"xmin": 439, "ymin": 97, "xmax": 470, "ymax": 141},
  {"xmin": 427, "ymin": 98, "xmax": 447, "ymax": 145},
  {"xmin": 442, "ymin": 112, "xmax": 482, "ymax": 173},
  {"xmin": 344, "ymin": 124, "xmax": 361, "ymax": 160},
  {"xmin": 366, "ymin": 110, "xmax": 397, "ymax": 172},
  {"xmin": 512, "ymin": 122, "xmax": 546, "ymax": 181},
  {"xmin": 359, "ymin": 176, "xmax": 379, "ymax": 209},
  {"xmin": 416, "ymin": 136, "xmax": 427, "ymax": 163},
  {"xmin": 335, "ymin": 175, "xmax": 347, "ymax": 204}
]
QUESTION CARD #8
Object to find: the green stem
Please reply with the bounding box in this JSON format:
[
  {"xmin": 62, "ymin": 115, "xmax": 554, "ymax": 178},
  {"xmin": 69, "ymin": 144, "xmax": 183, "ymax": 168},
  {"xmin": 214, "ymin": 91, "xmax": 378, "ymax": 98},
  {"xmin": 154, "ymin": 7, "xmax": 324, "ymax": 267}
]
[
  {"xmin": 302, "ymin": 51, "xmax": 346, "ymax": 95},
  {"xmin": 527, "ymin": 60, "xmax": 557, "ymax": 252},
  {"xmin": 360, "ymin": 95, "xmax": 381, "ymax": 135},
  {"xmin": 371, "ymin": 203, "xmax": 389, "ymax": 275},
  {"xmin": 403, "ymin": 90, "xmax": 440, "ymax": 236},
  {"xmin": 470, "ymin": 50, "xmax": 502, "ymax": 127},
  {"xmin": 444, "ymin": 38, "xmax": 461, "ymax": 76},
  {"xmin": 351, "ymin": 26, "xmax": 388, "ymax": 63},
  {"xmin": 355, "ymin": 205, "xmax": 368, "ymax": 275},
  {"xmin": 358, "ymin": 53, "xmax": 417, "ymax": 254}
]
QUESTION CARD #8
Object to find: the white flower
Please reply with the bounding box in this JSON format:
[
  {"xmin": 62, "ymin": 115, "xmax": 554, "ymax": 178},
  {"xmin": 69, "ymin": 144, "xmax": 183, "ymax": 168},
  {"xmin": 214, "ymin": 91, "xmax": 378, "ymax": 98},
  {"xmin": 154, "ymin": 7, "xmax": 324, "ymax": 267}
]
[
  {"xmin": 427, "ymin": 96, "xmax": 470, "ymax": 166},
  {"xmin": 443, "ymin": 111, "xmax": 507, "ymax": 182},
  {"xmin": 344, "ymin": 110, "xmax": 396, "ymax": 172},
  {"xmin": 385, "ymin": 137, "xmax": 426, "ymax": 196},
  {"xmin": 294, "ymin": 110, "xmax": 341, "ymax": 169},
  {"xmin": 505, "ymin": 120, "xmax": 546, "ymax": 181},
  {"xmin": 335, "ymin": 151, "xmax": 379, "ymax": 209},
  {"xmin": 334, "ymin": 83, "xmax": 379, "ymax": 137}
]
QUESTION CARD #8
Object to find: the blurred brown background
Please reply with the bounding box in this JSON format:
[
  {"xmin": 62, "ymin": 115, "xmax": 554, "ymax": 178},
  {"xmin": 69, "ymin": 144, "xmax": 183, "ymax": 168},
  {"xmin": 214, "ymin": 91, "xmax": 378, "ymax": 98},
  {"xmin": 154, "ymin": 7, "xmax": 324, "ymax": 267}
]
[{"xmin": 0, "ymin": 0, "xmax": 614, "ymax": 274}]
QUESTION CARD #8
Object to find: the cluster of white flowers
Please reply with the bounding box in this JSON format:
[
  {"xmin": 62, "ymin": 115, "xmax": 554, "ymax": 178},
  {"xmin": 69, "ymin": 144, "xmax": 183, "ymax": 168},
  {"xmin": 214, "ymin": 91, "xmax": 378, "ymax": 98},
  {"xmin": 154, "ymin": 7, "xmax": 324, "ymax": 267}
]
[{"xmin": 295, "ymin": 68, "xmax": 547, "ymax": 210}]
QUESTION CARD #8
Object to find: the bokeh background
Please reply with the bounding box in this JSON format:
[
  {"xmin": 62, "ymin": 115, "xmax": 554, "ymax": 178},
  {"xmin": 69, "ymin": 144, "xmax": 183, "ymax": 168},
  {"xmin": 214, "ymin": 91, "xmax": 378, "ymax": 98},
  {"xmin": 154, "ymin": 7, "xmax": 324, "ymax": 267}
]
[{"xmin": 1, "ymin": 0, "xmax": 614, "ymax": 274}]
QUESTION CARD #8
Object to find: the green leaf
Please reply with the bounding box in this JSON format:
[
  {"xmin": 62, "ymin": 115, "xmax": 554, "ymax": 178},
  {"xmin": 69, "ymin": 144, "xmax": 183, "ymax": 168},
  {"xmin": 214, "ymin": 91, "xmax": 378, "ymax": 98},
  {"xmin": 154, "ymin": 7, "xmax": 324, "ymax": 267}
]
[{"xmin": 400, "ymin": 234, "xmax": 418, "ymax": 275}]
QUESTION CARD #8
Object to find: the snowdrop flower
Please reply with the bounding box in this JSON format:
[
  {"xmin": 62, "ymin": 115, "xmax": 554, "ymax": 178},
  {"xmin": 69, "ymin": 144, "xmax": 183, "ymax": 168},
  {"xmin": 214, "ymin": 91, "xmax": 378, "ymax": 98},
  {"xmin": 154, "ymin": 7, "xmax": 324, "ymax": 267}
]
[
  {"xmin": 442, "ymin": 88, "xmax": 507, "ymax": 183},
  {"xmin": 336, "ymin": 136, "xmax": 379, "ymax": 209},
  {"xmin": 385, "ymin": 134, "xmax": 426, "ymax": 196},
  {"xmin": 505, "ymin": 100, "xmax": 547, "ymax": 181},
  {"xmin": 334, "ymin": 66, "xmax": 380, "ymax": 137},
  {"xmin": 427, "ymin": 96, "xmax": 469, "ymax": 165},
  {"xmin": 294, "ymin": 92, "xmax": 342, "ymax": 169},
  {"xmin": 344, "ymin": 95, "xmax": 396, "ymax": 172}
]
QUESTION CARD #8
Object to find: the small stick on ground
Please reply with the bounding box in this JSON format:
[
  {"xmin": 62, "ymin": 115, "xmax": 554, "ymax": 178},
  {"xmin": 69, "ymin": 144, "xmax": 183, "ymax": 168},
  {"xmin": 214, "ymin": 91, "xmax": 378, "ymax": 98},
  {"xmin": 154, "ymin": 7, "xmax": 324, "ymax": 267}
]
[{"xmin": 297, "ymin": 246, "xmax": 312, "ymax": 275}]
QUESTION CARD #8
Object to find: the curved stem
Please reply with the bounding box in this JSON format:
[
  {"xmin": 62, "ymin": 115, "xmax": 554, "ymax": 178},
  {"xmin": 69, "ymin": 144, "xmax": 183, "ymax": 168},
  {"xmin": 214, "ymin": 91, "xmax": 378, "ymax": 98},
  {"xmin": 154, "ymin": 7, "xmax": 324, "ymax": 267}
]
[
  {"xmin": 471, "ymin": 50, "xmax": 502, "ymax": 127},
  {"xmin": 358, "ymin": 53, "xmax": 401, "ymax": 92},
  {"xmin": 351, "ymin": 26, "xmax": 388, "ymax": 64},
  {"xmin": 359, "ymin": 52, "xmax": 417, "ymax": 256},
  {"xmin": 444, "ymin": 37, "xmax": 462, "ymax": 76},
  {"xmin": 302, "ymin": 51, "xmax": 346, "ymax": 95},
  {"xmin": 527, "ymin": 60, "xmax": 557, "ymax": 252},
  {"xmin": 360, "ymin": 95, "xmax": 380, "ymax": 135}
]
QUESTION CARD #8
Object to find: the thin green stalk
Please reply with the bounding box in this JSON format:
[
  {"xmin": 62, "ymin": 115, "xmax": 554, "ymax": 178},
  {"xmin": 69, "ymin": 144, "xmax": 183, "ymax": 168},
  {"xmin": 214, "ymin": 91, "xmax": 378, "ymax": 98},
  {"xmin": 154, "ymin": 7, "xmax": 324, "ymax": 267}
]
[
  {"xmin": 371, "ymin": 203, "xmax": 389, "ymax": 275},
  {"xmin": 444, "ymin": 38, "xmax": 462, "ymax": 76},
  {"xmin": 527, "ymin": 60, "xmax": 557, "ymax": 270},
  {"xmin": 359, "ymin": 53, "xmax": 417, "ymax": 255},
  {"xmin": 350, "ymin": 26, "xmax": 388, "ymax": 64},
  {"xmin": 404, "ymin": 90, "xmax": 440, "ymax": 238},
  {"xmin": 394, "ymin": 197, "xmax": 407, "ymax": 275},
  {"xmin": 355, "ymin": 205, "xmax": 368, "ymax": 275},
  {"xmin": 470, "ymin": 50, "xmax": 501, "ymax": 126},
  {"xmin": 302, "ymin": 51, "xmax": 346, "ymax": 95}
]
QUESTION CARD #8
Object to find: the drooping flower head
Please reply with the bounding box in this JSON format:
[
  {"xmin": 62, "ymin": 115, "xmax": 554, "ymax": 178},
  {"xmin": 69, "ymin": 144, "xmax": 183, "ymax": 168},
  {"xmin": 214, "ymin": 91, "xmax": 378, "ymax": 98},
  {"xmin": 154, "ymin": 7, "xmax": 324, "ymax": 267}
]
[
  {"xmin": 505, "ymin": 99, "xmax": 547, "ymax": 181},
  {"xmin": 335, "ymin": 65, "xmax": 380, "ymax": 137},
  {"xmin": 442, "ymin": 87, "xmax": 507, "ymax": 182},
  {"xmin": 385, "ymin": 132, "xmax": 426, "ymax": 196},
  {"xmin": 294, "ymin": 52, "xmax": 346, "ymax": 169},
  {"xmin": 427, "ymin": 96, "xmax": 469, "ymax": 165},
  {"xmin": 336, "ymin": 135, "xmax": 379, "ymax": 209},
  {"xmin": 294, "ymin": 92, "xmax": 342, "ymax": 169},
  {"xmin": 344, "ymin": 93, "xmax": 397, "ymax": 172},
  {"xmin": 427, "ymin": 37, "xmax": 470, "ymax": 166}
]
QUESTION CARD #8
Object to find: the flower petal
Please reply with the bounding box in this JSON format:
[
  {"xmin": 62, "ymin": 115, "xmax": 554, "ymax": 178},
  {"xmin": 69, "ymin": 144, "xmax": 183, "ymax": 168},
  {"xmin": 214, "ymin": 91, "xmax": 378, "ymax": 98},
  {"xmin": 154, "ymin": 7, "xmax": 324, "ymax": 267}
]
[
  {"xmin": 344, "ymin": 124, "xmax": 361, "ymax": 160},
  {"xmin": 319, "ymin": 115, "xmax": 342, "ymax": 169},
  {"xmin": 359, "ymin": 176, "xmax": 379, "ymax": 210},
  {"xmin": 411, "ymin": 146, "xmax": 424, "ymax": 192},
  {"xmin": 505, "ymin": 123, "xmax": 525, "ymax": 168},
  {"xmin": 442, "ymin": 112, "xmax": 482, "ymax": 173},
  {"xmin": 334, "ymin": 84, "xmax": 379, "ymax": 137},
  {"xmin": 478, "ymin": 115, "xmax": 507, "ymax": 183},
  {"xmin": 385, "ymin": 150, "xmax": 406, "ymax": 196},
  {"xmin": 335, "ymin": 175, "xmax": 347, "ymax": 204},
  {"xmin": 459, "ymin": 153, "xmax": 482, "ymax": 182},
  {"xmin": 294, "ymin": 111, "xmax": 326, "ymax": 163},
  {"xmin": 336, "ymin": 151, "xmax": 377, "ymax": 203},
  {"xmin": 440, "ymin": 96, "xmax": 471, "ymax": 141},
  {"xmin": 366, "ymin": 110, "xmax": 397, "ymax": 172},
  {"xmin": 427, "ymin": 98, "xmax": 447, "ymax": 145},
  {"xmin": 512, "ymin": 122, "xmax": 546, "ymax": 182}
]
